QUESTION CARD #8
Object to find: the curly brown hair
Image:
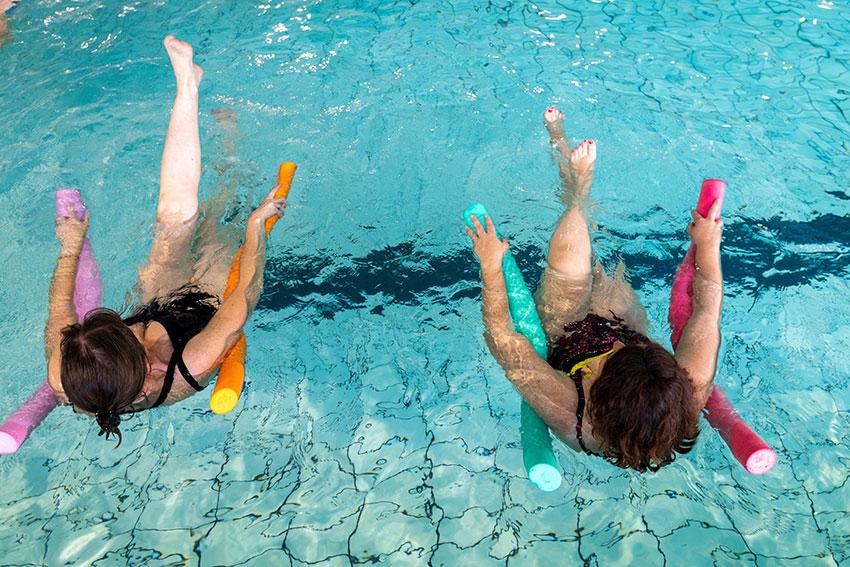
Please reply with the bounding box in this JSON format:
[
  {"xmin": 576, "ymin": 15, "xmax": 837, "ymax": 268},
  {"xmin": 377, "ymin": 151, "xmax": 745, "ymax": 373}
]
[{"xmin": 588, "ymin": 342, "xmax": 699, "ymax": 472}]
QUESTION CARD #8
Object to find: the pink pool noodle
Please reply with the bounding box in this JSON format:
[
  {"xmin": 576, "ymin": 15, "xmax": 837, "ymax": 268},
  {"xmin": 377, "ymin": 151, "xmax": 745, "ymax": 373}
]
[
  {"xmin": 57, "ymin": 189, "xmax": 102, "ymax": 320},
  {"xmin": 669, "ymin": 179, "xmax": 776, "ymax": 474},
  {"xmin": 0, "ymin": 189, "xmax": 102, "ymax": 454}
]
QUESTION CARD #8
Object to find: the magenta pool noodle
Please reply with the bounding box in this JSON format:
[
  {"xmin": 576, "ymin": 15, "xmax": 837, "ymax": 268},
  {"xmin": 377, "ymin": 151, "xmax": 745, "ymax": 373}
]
[
  {"xmin": 668, "ymin": 179, "xmax": 776, "ymax": 474},
  {"xmin": 0, "ymin": 189, "xmax": 102, "ymax": 454},
  {"xmin": 668, "ymin": 180, "xmax": 724, "ymax": 347}
]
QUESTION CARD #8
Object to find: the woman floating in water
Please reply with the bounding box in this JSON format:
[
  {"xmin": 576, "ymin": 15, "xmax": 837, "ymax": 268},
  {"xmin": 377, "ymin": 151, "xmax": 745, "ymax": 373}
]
[
  {"xmin": 465, "ymin": 107, "xmax": 724, "ymax": 472},
  {"xmin": 46, "ymin": 36, "xmax": 286, "ymax": 443}
]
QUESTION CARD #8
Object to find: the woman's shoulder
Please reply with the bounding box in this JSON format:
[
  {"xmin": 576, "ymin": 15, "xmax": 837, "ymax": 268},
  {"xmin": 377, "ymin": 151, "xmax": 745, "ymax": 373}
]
[
  {"xmin": 551, "ymin": 417, "xmax": 605, "ymax": 455},
  {"xmin": 46, "ymin": 349, "xmax": 69, "ymax": 404}
]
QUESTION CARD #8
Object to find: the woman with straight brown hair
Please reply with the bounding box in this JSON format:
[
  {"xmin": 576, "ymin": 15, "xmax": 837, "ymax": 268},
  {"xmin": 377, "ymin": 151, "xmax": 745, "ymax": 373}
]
[{"xmin": 46, "ymin": 36, "xmax": 286, "ymax": 444}]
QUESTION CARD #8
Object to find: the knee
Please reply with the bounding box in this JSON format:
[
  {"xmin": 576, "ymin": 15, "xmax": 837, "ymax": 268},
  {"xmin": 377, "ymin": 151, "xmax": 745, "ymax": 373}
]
[{"xmin": 156, "ymin": 203, "xmax": 198, "ymax": 226}]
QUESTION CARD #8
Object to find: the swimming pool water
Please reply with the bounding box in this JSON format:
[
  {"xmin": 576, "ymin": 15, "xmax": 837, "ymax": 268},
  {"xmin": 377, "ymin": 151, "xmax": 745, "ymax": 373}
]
[{"xmin": 1, "ymin": 0, "xmax": 849, "ymax": 564}]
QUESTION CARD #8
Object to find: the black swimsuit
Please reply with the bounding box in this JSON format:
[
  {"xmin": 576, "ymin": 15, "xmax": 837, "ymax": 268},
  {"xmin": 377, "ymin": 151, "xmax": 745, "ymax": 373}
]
[
  {"xmin": 547, "ymin": 314, "xmax": 647, "ymax": 455},
  {"xmin": 123, "ymin": 286, "xmax": 220, "ymax": 408}
]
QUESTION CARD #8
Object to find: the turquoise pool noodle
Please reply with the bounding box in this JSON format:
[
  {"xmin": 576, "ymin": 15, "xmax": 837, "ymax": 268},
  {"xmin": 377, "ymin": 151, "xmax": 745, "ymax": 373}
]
[{"xmin": 464, "ymin": 203, "xmax": 562, "ymax": 492}]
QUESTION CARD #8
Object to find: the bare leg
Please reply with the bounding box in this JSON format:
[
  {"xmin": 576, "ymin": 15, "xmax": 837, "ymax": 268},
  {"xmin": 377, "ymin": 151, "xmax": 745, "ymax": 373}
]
[
  {"xmin": 545, "ymin": 106, "xmax": 596, "ymax": 278},
  {"xmin": 544, "ymin": 106, "xmax": 572, "ymax": 188},
  {"xmin": 137, "ymin": 36, "xmax": 204, "ymax": 303},
  {"xmin": 190, "ymin": 108, "xmax": 243, "ymax": 298},
  {"xmin": 158, "ymin": 35, "xmax": 204, "ymax": 222},
  {"xmin": 541, "ymin": 107, "xmax": 648, "ymax": 334},
  {"xmin": 535, "ymin": 107, "xmax": 597, "ymax": 338}
]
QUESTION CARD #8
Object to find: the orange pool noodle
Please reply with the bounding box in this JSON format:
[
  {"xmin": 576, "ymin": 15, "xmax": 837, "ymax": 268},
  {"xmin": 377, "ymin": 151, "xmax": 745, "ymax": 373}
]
[{"xmin": 210, "ymin": 162, "xmax": 297, "ymax": 414}]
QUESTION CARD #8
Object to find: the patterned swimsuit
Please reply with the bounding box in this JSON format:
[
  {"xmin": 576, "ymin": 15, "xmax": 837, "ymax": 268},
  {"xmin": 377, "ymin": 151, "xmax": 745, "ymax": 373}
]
[{"xmin": 547, "ymin": 313, "xmax": 647, "ymax": 455}]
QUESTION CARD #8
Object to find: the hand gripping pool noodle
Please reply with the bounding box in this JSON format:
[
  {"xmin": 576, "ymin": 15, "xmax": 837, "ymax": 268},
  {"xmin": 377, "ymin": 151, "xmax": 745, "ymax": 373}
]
[
  {"xmin": 0, "ymin": 189, "xmax": 103, "ymax": 454},
  {"xmin": 210, "ymin": 163, "xmax": 297, "ymax": 415},
  {"xmin": 464, "ymin": 204, "xmax": 562, "ymax": 492},
  {"xmin": 668, "ymin": 179, "xmax": 776, "ymax": 474}
]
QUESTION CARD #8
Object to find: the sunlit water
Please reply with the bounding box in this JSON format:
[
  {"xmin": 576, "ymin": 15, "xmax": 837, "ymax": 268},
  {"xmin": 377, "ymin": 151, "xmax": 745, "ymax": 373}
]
[{"xmin": 1, "ymin": 0, "xmax": 848, "ymax": 564}]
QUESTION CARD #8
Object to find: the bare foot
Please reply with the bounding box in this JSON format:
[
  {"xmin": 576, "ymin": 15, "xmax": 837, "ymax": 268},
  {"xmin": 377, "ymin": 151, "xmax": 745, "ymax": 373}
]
[
  {"xmin": 567, "ymin": 139, "xmax": 596, "ymax": 201},
  {"xmin": 545, "ymin": 106, "xmax": 573, "ymax": 158},
  {"xmin": 545, "ymin": 106, "xmax": 574, "ymax": 186},
  {"xmin": 163, "ymin": 35, "xmax": 203, "ymax": 90},
  {"xmin": 544, "ymin": 106, "xmax": 566, "ymax": 143}
]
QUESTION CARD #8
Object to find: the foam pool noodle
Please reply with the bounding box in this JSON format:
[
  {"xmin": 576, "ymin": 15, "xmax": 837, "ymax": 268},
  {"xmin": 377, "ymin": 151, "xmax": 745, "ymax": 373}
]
[
  {"xmin": 0, "ymin": 189, "xmax": 103, "ymax": 454},
  {"xmin": 464, "ymin": 204, "xmax": 562, "ymax": 492},
  {"xmin": 669, "ymin": 179, "xmax": 776, "ymax": 475},
  {"xmin": 210, "ymin": 163, "xmax": 297, "ymax": 415}
]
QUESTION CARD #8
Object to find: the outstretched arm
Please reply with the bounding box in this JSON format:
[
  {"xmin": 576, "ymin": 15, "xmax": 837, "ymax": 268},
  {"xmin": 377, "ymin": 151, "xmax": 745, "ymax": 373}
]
[
  {"xmin": 45, "ymin": 208, "xmax": 89, "ymax": 360},
  {"xmin": 180, "ymin": 190, "xmax": 286, "ymax": 385},
  {"xmin": 675, "ymin": 202, "xmax": 724, "ymax": 407},
  {"xmin": 45, "ymin": 208, "xmax": 89, "ymax": 403},
  {"xmin": 468, "ymin": 215, "xmax": 579, "ymax": 439}
]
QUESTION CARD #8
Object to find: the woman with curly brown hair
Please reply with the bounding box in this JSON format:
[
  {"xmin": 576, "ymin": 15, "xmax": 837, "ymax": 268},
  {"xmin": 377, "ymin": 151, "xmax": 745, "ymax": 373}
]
[{"xmin": 465, "ymin": 107, "xmax": 723, "ymax": 472}]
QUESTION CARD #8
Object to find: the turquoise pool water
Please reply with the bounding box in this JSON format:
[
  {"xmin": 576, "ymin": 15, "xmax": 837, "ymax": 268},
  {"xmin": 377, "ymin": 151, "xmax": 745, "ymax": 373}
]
[{"xmin": 1, "ymin": 0, "xmax": 849, "ymax": 564}]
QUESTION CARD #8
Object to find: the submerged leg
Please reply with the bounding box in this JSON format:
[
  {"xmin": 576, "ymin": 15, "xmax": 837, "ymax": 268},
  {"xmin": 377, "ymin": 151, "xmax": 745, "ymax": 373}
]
[
  {"xmin": 191, "ymin": 108, "xmax": 244, "ymax": 298},
  {"xmin": 544, "ymin": 106, "xmax": 572, "ymax": 188},
  {"xmin": 588, "ymin": 261, "xmax": 650, "ymax": 335},
  {"xmin": 137, "ymin": 36, "xmax": 204, "ymax": 302}
]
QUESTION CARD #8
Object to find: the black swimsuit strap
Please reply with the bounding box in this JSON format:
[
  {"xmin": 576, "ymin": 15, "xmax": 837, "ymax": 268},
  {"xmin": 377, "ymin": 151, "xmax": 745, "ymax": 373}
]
[
  {"xmin": 569, "ymin": 370, "xmax": 594, "ymax": 456},
  {"xmin": 151, "ymin": 344, "xmax": 182, "ymax": 408},
  {"xmin": 149, "ymin": 341, "xmax": 204, "ymax": 408},
  {"xmin": 127, "ymin": 314, "xmax": 207, "ymax": 409},
  {"xmin": 176, "ymin": 355, "xmax": 204, "ymax": 392}
]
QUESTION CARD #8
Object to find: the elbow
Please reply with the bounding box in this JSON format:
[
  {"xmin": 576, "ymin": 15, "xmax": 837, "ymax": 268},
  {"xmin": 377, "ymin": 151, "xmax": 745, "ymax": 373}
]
[
  {"xmin": 223, "ymin": 327, "xmax": 245, "ymax": 353},
  {"xmin": 689, "ymin": 302, "xmax": 721, "ymax": 328},
  {"xmin": 225, "ymin": 311, "xmax": 249, "ymax": 341},
  {"xmin": 505, "ymin": 370, "xmax": 533, "ymax": 390},
  {"xmin": 483, "ymin": 330, "xmax": 501, "ymax": 358},
  {"xmin": 483, "ymin": 329, "xmax": 514, "ymax": 356},
  {"xmin": 693, "ymin": 285, "xmax": 723, "ymax": 312},
  {"xmin": 237, "ymin": 284, "xmax": 260, "ymax": 317},
  {"xmin": 695, "ymin": 380, "xmax": 716, "ymax": 409}
]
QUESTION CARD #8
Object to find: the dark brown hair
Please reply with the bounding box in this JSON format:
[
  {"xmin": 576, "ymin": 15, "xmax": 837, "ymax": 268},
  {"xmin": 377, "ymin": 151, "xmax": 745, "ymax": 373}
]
[
  {"xmin": 60, "ymin": 309, "xmax": 147, "ymax": 446},
  {"xmin": 589, "ymin": 342, "xmax": 699, "ymax": 472}
]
